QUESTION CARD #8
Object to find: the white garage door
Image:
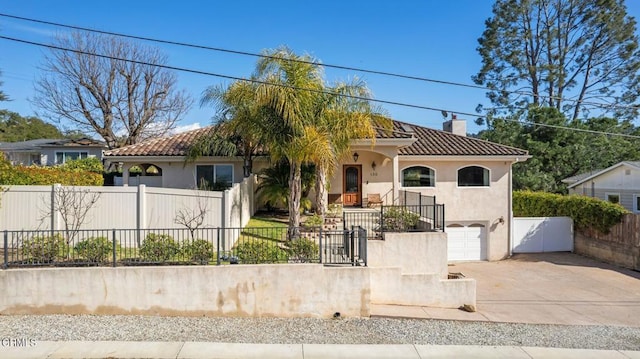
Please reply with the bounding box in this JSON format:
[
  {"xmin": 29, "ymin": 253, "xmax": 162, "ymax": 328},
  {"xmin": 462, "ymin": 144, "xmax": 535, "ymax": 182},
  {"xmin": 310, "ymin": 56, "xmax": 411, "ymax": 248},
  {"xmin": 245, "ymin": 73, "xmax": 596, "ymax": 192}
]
[{"xmin": 446, "ymin": 223, "xmax": 487, "ymax": 261}]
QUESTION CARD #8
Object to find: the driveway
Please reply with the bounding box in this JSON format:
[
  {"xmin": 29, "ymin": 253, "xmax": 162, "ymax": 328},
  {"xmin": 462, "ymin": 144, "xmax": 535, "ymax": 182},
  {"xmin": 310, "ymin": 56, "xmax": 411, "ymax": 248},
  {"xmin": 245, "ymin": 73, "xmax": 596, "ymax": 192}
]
[{"xmin": 449, "ymin": 252, "xmax": 640, "ymax": 326}]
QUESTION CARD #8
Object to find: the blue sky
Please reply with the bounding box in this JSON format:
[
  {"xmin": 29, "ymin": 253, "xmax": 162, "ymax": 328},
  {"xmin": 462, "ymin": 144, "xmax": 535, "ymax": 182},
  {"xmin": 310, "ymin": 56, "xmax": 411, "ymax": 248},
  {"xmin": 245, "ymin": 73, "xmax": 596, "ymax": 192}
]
[{"xmin": 2, "ymin": 1, "xmax": 640, "ymax": 135}]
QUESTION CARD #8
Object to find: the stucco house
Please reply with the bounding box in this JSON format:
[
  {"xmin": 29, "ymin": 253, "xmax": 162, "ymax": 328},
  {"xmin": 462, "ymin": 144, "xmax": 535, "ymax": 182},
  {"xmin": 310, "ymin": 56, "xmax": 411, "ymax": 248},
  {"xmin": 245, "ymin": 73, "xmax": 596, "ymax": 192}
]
[
  {"xmin": 563, "ymin": 161, "xmax": 640, "ymax": 213},
  {"xmin": 0, "ymin": 138, "xmax": 106, "ymax": 166},
  {"xmin": 104, "ymin": 117, "xmax": 529, "ymax": 261}
]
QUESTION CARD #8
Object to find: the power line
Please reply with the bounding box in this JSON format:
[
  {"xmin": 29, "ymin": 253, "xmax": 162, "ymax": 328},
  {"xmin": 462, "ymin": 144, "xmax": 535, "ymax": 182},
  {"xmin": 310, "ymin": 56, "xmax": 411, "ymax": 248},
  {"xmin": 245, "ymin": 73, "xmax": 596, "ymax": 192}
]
[
  {"xmin": 2, "ymin": 34, "xmax": 640, "ymax": 140},
  {"xmin": 0, "ymin": 12, "xmax": 637, "ymax": 113}
]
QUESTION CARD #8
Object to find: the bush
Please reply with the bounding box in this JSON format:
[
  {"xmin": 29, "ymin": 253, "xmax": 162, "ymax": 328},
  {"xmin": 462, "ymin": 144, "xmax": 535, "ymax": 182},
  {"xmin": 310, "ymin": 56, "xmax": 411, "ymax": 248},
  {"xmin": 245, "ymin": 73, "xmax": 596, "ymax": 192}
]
[
  {"xmin": 381, "ymin": 207, "xmax": 420, "ymax": 231},
  {"xmin": 139, "ymin": 233, "xmax": 180, "ymax": 262},
  {"xmin": 60, "ymin": 157, "xmax": 104, "ymax": 173},
  {"xmin": 513, "ymin": 191, "xmax": 629, "ymax": 233},
  {"xmin": 182, "ymin": 239, "xmax": 214, "ymax": 264},
  {"xmin": 286, "ymin": 238, "xmax": 319, "ymax": 263},
  {"xmin": 22, "ymin": 234, "xmax": 66, "ymax": 262},
  {"xmin": 0, "ymin": 161, "xmax": 103, "ymax": 186},
  {"xmin": 74, "ymin": 237, "xmax": 113, "ymax": 263},
  {"xmin": 303, "ymin": 214, "xmax": 323, "ymax": 228},
  {"xmin": 235, "ymin": 240, "xmax": 288, "ymax": 264}
]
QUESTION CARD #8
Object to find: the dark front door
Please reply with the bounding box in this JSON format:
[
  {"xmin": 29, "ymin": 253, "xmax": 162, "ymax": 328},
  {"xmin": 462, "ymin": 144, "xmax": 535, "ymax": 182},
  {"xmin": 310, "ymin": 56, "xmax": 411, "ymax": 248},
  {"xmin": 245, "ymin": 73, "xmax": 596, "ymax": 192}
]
[{"xmin": 342, "ymin": 165, "xmax": 362, "ymax": 207}]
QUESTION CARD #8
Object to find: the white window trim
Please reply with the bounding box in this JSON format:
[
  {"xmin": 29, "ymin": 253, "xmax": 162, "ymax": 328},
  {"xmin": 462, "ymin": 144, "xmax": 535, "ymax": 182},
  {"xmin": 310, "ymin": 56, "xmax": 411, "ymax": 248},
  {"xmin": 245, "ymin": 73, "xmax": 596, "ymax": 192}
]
[
  {"xmin": 399, "ymin": 165, "xmax": 436, "ymax": 188},
  {"xmin": 634, "ymin": 194, "xmax": 640, "ymax": 213},
  {"xmin": 605, "ymin": 192, "xmax": 621, "ymax": 204},
  {"xmin": 456, "ymin": 165, "xmax": 491, "ymax": 188}
]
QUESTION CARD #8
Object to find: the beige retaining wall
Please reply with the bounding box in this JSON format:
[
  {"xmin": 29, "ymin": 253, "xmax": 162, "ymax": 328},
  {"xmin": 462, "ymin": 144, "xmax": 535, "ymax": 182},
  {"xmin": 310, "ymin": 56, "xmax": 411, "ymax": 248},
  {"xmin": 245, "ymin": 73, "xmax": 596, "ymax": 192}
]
[
  {"xmin": 368, "ymin": 232, "xmax": 476, "ymax": 308},
  {"xmin": 0, "ymin": 265, "xmax": 370, "ymax": 318},
  {"xmin": 0, "ymin": 232, "xmax": 476, "ymax": 317}
]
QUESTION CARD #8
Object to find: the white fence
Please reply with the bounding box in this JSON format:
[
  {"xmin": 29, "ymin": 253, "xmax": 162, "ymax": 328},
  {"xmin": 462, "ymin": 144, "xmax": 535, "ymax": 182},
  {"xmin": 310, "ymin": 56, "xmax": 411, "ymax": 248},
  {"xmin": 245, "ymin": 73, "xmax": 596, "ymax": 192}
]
[
  {"xmin": 512, "ymin": 217, "xmax": 574, "ymax": 253},
  {"xmin": 0, "ymin": 175, "xmax": 256, "ymax": 231}
]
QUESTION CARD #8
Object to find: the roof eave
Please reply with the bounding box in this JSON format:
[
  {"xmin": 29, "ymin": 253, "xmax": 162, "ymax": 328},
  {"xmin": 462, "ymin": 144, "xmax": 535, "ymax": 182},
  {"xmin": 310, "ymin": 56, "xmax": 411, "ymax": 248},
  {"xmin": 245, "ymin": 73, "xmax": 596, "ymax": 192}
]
[
  {"xmin": 398, "ymin": 154, "xmax": 531, "ymax": 162},
  {"xmin": 567, "ymin": 161, "xmax": 630, "ymax": 188}
]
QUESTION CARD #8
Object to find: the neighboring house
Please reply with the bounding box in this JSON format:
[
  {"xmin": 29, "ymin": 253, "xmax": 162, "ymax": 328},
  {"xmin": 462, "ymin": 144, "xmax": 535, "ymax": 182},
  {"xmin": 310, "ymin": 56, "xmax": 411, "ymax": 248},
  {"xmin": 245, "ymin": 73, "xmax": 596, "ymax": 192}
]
[
  {"xmin": 104, "ymin": 117, "xmax": 530, "ymax": 261},
  {"xmin": 563, "ymin": 161, "xmax": 640, "ymax": 213},
  {"xmin": 0, "ymin": 138, "xmax": 107, "ymax": 166}
]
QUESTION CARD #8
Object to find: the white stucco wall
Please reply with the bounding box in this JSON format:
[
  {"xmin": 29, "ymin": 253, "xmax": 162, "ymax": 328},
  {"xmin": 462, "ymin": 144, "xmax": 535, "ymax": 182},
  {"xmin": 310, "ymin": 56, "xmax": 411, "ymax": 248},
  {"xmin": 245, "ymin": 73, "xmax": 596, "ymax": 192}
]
[
  {"xmin": 399, "ymin": 160, "xmax": 511, "ymax": 260},
  {"xmin": 0, "ymin": 265, "xmax": 370, "ymax": 318},
  {"xmin": 329, "ymin": 151, "xmax": 513, "ymax": 260},
  {"xmin": 0, "ymin": 232, "xmax": 476, "ymax": 316}
]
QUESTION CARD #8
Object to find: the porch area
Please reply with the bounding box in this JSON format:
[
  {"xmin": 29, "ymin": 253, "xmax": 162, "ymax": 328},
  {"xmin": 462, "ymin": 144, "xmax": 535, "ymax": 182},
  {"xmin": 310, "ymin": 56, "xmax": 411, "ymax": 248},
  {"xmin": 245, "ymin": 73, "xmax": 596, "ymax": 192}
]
[{"xmin": 324, "ymin": 190, "xmax": 445, "ymax": 240}]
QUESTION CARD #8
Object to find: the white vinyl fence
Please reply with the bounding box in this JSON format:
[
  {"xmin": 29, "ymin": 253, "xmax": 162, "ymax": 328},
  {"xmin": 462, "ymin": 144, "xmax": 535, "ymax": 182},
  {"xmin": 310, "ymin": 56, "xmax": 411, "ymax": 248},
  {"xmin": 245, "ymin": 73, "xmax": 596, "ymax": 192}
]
[
  {"xmin": 0, "ymin": 175, "xmax": 256, "ymax": 231},
  {"xmin": 512, "ymin": 217, "xmax": 574, "ymax": 253}
]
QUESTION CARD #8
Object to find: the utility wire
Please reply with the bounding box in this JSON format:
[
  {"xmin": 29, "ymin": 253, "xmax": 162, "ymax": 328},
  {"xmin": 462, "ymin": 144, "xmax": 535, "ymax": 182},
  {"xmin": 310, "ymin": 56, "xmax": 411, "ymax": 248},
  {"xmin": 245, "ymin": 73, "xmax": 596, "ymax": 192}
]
[
  {"xmin": 0, "ymin": 12, "xmax": 637, "ymax": 112},
  {"xmin": 2, "ymin": 34, "xmax": 640, "ymax": 140}
]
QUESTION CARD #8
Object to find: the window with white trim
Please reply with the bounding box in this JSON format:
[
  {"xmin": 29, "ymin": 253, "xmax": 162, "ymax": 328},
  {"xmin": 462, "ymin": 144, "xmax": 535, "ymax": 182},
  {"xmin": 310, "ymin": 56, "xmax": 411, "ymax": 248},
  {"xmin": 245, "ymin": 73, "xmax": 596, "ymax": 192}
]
[
  {"xmin": 402, "ymin": 166, "xmax": 435, "ymax": 187},
  {"xmin": 55, "ymin": 151, "xmax": 88, "ymax": 164},
  {"xmin": 458, "ymin": 166, "xmax": 489, "ymax": 187},
  {"xmin": 196, "ymin": 164, "xmax": 233, "ymax": 190},
  {"xmin": 605, "ymin": 192, "xmax": 620, "ymax": 204}
]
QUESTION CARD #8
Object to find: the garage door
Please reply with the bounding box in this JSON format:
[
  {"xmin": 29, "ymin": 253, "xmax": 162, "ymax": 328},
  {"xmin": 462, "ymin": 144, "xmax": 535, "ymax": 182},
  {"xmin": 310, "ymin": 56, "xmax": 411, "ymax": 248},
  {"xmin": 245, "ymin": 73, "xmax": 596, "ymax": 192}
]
[{"xmin": 446, "ymin": 223, "xmax": 487, "ymax": 261}]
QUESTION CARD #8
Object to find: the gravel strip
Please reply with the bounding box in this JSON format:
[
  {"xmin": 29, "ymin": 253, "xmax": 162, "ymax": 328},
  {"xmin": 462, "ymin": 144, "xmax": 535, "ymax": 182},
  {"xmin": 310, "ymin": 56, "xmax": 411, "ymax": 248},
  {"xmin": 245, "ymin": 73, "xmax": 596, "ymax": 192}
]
[{"xmin": 0, "ymin": 315, "xmax": 639, "ymax": 350}]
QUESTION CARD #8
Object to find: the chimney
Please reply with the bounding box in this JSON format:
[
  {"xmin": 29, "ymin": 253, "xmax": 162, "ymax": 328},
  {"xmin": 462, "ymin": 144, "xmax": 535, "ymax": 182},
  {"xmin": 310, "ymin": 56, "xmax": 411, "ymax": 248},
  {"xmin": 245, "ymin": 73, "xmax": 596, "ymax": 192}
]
[{"xmin": 443, "ymin": 114, "xmax": 466, "ymax": 136}]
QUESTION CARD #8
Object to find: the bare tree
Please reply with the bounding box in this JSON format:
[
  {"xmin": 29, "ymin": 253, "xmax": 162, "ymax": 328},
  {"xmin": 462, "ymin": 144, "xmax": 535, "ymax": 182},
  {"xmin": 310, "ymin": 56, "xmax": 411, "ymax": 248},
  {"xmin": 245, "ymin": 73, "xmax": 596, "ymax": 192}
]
[
  {"xmin": 40, "ymin": 186, "xmax": 101, "ymax": 256},
  {"xmin": 33, "ymin": 31, "xmax": 192, "ymax": 149},
  {"xmin": 174, "ymin": 192, "xmax": 210, "ymax": 241}
]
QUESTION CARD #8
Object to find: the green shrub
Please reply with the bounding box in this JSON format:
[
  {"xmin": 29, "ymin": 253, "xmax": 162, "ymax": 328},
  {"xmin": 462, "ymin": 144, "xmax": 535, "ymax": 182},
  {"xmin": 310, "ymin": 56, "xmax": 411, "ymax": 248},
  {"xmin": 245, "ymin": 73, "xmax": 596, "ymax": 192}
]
[
  {"xmin": 182, "ymin": 239, "xmax": 214, "ymax": 264},
  {"xmin": 139, "ymin": 233, "xmax": 180, "ymax": 262},
  {"xmin": 303, "ymin": 214, "xmax": 323, "ymax": 228},
  {"xmin": 22, "ymin": 234, "xmax": 66, "ymax": 262},
  {"xmin": 513, "ymin": 191, "xmax": 628, "ymax": 233},
  {"xmin": 381, "ymin": 207, "xmax": 420, "ymax": 231},
  {"xmin": 0, "ymin": 163, "xmax": 103, "ymax": 186},
  {"xmin": 60, "ymin": 157, "xmax": 104, "ymax": 173},
  {"xmin": 235, "ymin": 240, "xmax": 288, "ymax": 264},
  {"xmin": 74, "ymin": 237, "xmax": 113, "ymax": 263},
  {"xmin": 286, "ymin": 238, "xmax": 319, "ymax": 263}
]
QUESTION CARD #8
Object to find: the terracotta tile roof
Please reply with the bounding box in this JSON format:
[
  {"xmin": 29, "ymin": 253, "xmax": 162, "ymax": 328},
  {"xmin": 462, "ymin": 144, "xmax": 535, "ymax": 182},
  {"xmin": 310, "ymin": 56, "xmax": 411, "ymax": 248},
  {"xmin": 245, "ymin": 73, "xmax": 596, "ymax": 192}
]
[
  {"xmin": 105, "ymin": 127, "xmax": 214, "ymax": 156},
  {"xmin": 391, "ymin": 120, "xmax": 529, "ymax": 156},
  {"xmin": 105, "ymin": 120, "xmax": 528, "ymax": 157}
]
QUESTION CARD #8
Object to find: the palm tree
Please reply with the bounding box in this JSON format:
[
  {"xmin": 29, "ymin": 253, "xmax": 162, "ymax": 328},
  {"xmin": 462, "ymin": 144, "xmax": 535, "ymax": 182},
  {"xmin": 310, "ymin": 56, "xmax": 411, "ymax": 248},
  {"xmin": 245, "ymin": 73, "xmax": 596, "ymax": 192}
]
[
  {"xmin": 310, "ymin": 78, "xmax": 389, "ymax": 219},
  {"xmin": 254, "ymin": 47, "xmax": 327, "ymax": 235},
  {"xmin": 188, "ymin": 80, "xmax": 268, "ymax": 177}
]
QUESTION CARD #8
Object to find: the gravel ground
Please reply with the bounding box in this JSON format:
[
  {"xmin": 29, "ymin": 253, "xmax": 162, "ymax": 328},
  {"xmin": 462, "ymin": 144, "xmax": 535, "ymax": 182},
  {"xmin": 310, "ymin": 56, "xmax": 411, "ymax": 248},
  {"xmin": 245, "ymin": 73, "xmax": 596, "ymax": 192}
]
[{"xmin": 0, "ymin": 315, "xmax": 639, "ymax": 350}]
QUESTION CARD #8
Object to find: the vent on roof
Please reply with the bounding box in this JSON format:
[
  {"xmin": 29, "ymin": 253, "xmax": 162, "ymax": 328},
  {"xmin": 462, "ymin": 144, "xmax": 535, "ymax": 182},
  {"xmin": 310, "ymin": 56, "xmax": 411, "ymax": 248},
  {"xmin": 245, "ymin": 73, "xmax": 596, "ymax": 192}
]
[
  {"xmin": 625, "ymin": 169, "xmax": 631, "ymax": 175},
  {"xmin": 401, "ymin": 123, "xmax": 414, "ymax": 133}
]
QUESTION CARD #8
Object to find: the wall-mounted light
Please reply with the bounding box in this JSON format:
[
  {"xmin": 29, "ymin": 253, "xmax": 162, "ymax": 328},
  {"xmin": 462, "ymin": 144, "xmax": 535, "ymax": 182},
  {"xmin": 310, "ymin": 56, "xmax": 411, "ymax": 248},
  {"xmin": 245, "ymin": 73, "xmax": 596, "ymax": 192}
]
[
  {"xmin": 353, "ymin": 152, "xmax": 359, "ymax": 162},
  {"xmin": 371, "ymin": 161, "xmax": 377, "ymax": 170},
  {"xmin": 498, "ymin": 216, "xmax": 505, "ymax": 224}
]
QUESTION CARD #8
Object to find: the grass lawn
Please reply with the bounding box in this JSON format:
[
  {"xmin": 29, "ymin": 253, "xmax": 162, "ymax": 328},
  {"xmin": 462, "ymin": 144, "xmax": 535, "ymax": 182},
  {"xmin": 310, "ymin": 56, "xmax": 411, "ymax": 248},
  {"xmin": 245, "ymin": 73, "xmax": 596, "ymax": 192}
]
[{"xmin": 246, "ymin": 215, "xmax": 288, "ymax": 229}]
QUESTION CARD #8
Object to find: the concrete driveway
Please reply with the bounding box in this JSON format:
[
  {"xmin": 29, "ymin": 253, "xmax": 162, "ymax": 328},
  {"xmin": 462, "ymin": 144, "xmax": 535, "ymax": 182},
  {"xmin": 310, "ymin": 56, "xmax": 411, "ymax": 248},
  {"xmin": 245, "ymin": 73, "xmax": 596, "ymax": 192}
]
[{"xmin": 449, "ymin": 252, "xmax": 640, "ymax": 326}]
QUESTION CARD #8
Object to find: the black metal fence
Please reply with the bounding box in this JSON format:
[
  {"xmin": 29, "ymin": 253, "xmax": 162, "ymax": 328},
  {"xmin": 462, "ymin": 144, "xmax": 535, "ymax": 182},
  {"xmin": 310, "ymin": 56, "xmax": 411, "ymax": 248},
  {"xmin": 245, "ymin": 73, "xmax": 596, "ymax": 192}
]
[
  {"xmin": 343, "ymin": 203, "xmax": 445, "ymax": 240},
  {"xmin": 1, "ymin": 226, "xmax": 367, "ymax": 269}
]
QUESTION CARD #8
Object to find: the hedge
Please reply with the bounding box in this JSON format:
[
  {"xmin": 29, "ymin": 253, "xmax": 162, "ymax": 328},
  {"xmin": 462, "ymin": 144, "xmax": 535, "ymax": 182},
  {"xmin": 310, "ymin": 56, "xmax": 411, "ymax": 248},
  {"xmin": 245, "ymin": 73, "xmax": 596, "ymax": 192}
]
[
  {"xmin": 513, "ymin": 191, "xmax": 628, "ymax": 234},
  {"xmin": 0, "ymin": 154, "xmax": 103, "ymax": 186}
]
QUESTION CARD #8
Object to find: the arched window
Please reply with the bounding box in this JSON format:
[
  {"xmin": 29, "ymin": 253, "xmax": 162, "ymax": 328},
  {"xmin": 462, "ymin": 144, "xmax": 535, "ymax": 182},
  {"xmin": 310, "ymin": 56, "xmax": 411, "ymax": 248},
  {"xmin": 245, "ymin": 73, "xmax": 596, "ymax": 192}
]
[
  {"xmin": 402, "ymin": 166, "xmax": 435, "ymax": 187},
  {"xmin": 458, "ymin": 166, "xmax": 489, "ymax": 187}
]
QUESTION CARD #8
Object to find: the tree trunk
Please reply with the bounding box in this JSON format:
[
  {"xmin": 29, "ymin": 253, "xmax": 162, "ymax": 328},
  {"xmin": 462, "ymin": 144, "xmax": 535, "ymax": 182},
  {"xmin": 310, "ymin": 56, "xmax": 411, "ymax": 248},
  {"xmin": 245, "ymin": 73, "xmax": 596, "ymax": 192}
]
[
  {"xmin": 315, "ymin": 165, "xmax": 327, "ymax": 221},
  {"xmin": 243, "ymin": 156, "xmax": 253, "ymax": 177},
  {"xmin": 288, "ymin": 161, "xmax": 302, "ymax": 239}
]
